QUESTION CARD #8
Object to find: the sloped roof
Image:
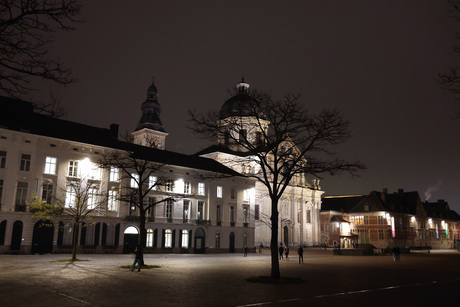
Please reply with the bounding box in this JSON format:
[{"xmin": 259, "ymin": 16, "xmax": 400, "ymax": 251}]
[
  {"xmin": 423, "ymin": 201, "xmax": 460, "ymax": 221},
  {"xmin": 0, "ymin": 96, "xmax": 243, "ymax": 177},
  {"xmin": 321, "ymin": 195, "xmax": 366, "ymax": 212}
]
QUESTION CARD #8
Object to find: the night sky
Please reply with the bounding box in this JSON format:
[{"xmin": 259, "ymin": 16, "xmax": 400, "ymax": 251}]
[{"xmin": 26, "ymin": 1, "xmax": 460, "ymax": 212}]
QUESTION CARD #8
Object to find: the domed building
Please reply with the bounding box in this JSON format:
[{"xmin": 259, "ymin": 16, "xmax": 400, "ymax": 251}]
[{"xmin": 197, "ymin": 80, "xmax": 323, "ymax": 248}]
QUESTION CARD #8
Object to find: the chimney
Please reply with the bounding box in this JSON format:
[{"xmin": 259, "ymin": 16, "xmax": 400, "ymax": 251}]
[
  {"xmin": 380, "ymin": 188, "xmax": 387, "ymax": 202},
  {"xmin": 110, "ymin": 124, "xmax": 119, "ymax": 139}
]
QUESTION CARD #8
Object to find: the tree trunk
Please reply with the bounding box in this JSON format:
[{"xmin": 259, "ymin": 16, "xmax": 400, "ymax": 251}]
[
  {"xmin": 139, "ymin": 210, "xmax": 147, "ymax": 265},
  {"xmin": 270, "ymin": 198, "xmax": 281, "ymax": 279},
  {"xmin": 71, "ymin": 222, "xmax": 80, "ymax": 261}
]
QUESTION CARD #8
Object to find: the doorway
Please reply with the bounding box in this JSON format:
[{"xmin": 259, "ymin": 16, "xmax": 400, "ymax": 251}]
[
  {"xmin": 123, "ymin": 226, "xmax": 139, "ymax": 254},
  {"xmin": 31, "ymin": 220, "xmax": 54, "ymax": 254},
  {"xmin": 194, "ymin": 228, "xmax": 205, "ymax": 254},
  {"xmin": 229, "ymin": 232, "xmax": 235, "ymax": 253}
]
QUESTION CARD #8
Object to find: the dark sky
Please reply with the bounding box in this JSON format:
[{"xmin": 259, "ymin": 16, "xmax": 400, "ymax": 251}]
[{"xmin": 28, "ymin": 1, "xmax": 460, "ymax": 212}]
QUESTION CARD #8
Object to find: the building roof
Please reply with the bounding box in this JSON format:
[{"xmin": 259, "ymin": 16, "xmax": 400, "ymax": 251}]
[
  {"xmin": 321, "ymin": 195, "xmax": 366, "ymax": 212},
  {"xmin": 219, "ymin": 79, "xmax": 260, "ymax": 119},
  {"xmin": 423, "ymin": 200, "xmax": 460, "ymax": 221},
  {"xmin": 0, "ymin": 96, "xmax": 244, "ymax": 177}
]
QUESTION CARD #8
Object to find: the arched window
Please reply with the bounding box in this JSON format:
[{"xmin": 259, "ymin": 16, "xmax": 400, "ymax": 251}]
[
  {"xmin": 181, "ymin": 230, "xmax": 189, "ymax": 248},
  {"xmin": 164, "ymin": 229, "xmax": 172, "ymax": 248},
  {"xmin": 146, "ymin": 229, "xmax": 154, "ymax": 247},
  {"xmin": 0, "ymin": 220, "xmax": 7, "ymax": 245}
]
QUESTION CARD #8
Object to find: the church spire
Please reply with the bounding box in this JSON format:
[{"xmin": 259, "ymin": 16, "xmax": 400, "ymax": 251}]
[{"xmin": 132, "ymin": 78, "xmax": 168, "ymax": 149}]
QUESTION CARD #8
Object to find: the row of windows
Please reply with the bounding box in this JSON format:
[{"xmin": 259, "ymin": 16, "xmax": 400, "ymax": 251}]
[{"xmin": 0, "ymin": 152, "xmax": 31, "ymax": 171}]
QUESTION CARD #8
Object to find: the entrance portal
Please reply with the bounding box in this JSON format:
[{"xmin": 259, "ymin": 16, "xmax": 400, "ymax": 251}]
[
  {"xmin": 194, "ymin": 228, "xmax": 205, "ymax": 254},
  {"xmin": 229, "ymin": 232, "xmax": 235, "ymax": 253},
  {"xmin": 123, "ymin": 226, "xmax": 139, "ymax": 254},
  {"xmin": 31, "ymin": 220, "xmax": 54, "ymax": 254}
]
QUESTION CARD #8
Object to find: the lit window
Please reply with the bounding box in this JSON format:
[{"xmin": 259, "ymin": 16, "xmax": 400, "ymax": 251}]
[
  {"xmin": 108, "ymin": 190, "xmax": 117, "ymax": 211},
  {"xmin": 20, "ymin": 154, "xmax": 31, "ymax": 171},
  {"xmin": 146, "ymin": 229, "xmax": 154, "ymax": 247},
  {"xmin": 87, "ymin": 187, "xmax": 97, "ymax": 209},
  {"xmin": 243, "ymin": 189, "xmax": 249, "ymax": 201},
  {"xmin": 68, "ymin": 161, "xmax": 78, "ymax": 177},
  {"xmin": 130, "ymin": 174, "xmax": 139, "ymax": 188},
  {"xmin": 197, "ymin": 201, "xmax": 204, "ymax": 220},
  {"xmin": 65, "ymin": 184, "xmax": 76, "ymax": 208},
  {"xmin": 0, "ymin": 151, "xmax": 6, "ymax": 168},
  {"xmin": 183, "ymin": 200, "xmax": 190, "ymax": 221},
  {"xmin": 198, "ymin": 182, "xmax": 205, "ymax": 196},
  {"xmin": 149, "ymin": 176, "xmax": 157, "ymax": 190},
  {"xmin": 109, "ymin": 167, "xmax": 119, "ymax": 182},
  {"xmin": 217, "ymin": 186, "xmax": 222, "ymax": 198},
  {"xmin": 181, "ymin": 230, "xmax": 189, "ymax": 248},
  {"xmin": 164, "ymin": 229, "xmax": 172, "ymax": 248},
  {"xmin": 44, "ymin": 157, "xmax": 57, "ymax": 175},
  {"xmin": 243, "ymin": 205, "xmax": 249, "ymax": 223}
]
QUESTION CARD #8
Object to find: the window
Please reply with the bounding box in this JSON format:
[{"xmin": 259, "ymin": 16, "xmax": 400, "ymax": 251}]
[
  {"xmin": 183, "ymin": 200, "xmax": 190, "ymax": 221},
  {"xmin": 164, "ymin": 229, "xmax": 172, "ymax": 248},
  {"xmin": 147, "ymin": 198, "xmax": 156, "ymax": 220},
  {"xmin": 243, "ymin": 205, "xmax": 249, "ymax": 223},
  {"xmin": 149, "ymin": 176, "xmax": 157, "ymax": 190},
  {"xmin": 215, "ymin": 231, "xmax": 221, "ymax": 248},
  {"xmin": 0, "ymin": 151, "xmax": 6, "ymax": 168},
  {"xmin": 65, "ymin": 184, "xmax": 76, "ymax": 208},
  {"xmin": 230, "ymin": 188, "xmax": 235, "ymax": 199},
  {"xmin": 181, "ymin": 230, "xmax": 189, "ymax": 248},
  {"xmin": 364, "ymin": 216, "xmax": 369, "ymax": 225},
  {"xmin": 20, "ymin": 154, "xmax": 31, "ymax": 171},
  {"xmin": 44, "ymin": 157, "xmax": 57, "ymax": 175},
  {"xmin": 230, "ymin": 206, "xmax": 235, "ymax": 223},
  {"xmin": 87, "ymin": 187, "xmax": 97, "ymax": 209},
  {"xmin": 217, "ymin": 186, "xmax": 222, "ymax": 198},
  {"xmin": 108, "ymin": 190, "xmax": 117, "ymax": 211},
  {"xmin": 378, "ymin": 229, "xmax": 384, "ymax": 240},
  {"xmin": 216, "ymin": 205, "xmax": 221, "ymax": 222},
  {"xmin": 166, "ymin": 200, "xmax": 173, "ymax": 220},
  {"xmin": 146, "ymin": 229, "xmax": 154, "ymax": 247},
  {"xmin": 42, "ymin": 183, "xmax": 53, "ymax": 204},
  {"xmin": 306, "ymin": 210, "xmax": 311, "ymax": 223},
  {"xmin": 197, "ymin": 201, "xmax": 204, "ymax": 220},
  {"xmin": 15, "ymin": 182, "xmax": 28, "ymax": 211},
  {"xmin": 166, "ymin": 179, "xmax": 174, "ymax": 192},
  {"xmin": 184, "ymin": 181, "xmax": 191, "ymax": 194},
  {"xmin": 87, "ymin": 162, "xmax": 101, "ymax": 180},
  {"xmin": 198, "ymin": 182, "xmax": 205, "ymax": 196},
  {"xmin": 130, "ymin": 174, "xmax": 139, "ymax": 188},
  {"xmin": 377, "ymin": 216, "xmax": 384, "ymax": 225},
  {"xmin": 254, "ymin": 204, "xmax": 259, "ymax": 220},
  {"xmin": 109, "ymin": 167, "xmax": 119, "ymax": 182},
  {"xmin": 243, "ymin": 189, "xmax": 249, "ymax": 202},
  {"xmin": 68, "ymin": 161, "xmax": 78, "ymax": 177}
]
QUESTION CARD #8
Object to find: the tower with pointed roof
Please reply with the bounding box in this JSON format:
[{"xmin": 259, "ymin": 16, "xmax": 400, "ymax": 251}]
[{"xmin": 132, "ymin": 79, "xmax": 168, "ymax": 149}]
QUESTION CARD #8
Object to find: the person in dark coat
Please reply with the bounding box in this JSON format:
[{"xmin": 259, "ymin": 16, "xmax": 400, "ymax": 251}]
[
  {"xmin": 131, "ymin": 244, "xmax": 143, "ymax": 272},
  {"xmin": 298, "ymin": 246, "xmax": 304, "ymax": 264},
  {"xmin": 279, "ymin": 244, "xmax": 284, "ymax": 260}
]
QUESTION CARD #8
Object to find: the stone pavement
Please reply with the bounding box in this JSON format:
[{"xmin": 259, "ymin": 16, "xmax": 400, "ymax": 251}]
[{"xmin": 1, "ymin": 248, "xmax": 459, "ymax": 307}]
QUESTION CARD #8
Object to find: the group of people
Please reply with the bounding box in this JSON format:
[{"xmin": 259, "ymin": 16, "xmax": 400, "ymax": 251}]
[{"xmin": 279, "ymin": 244, "xmax": 304, "ymax": 264}]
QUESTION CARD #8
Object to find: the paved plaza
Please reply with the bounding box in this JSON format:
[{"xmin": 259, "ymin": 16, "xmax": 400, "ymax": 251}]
[{"xmin": 1, "ymin": 249, "xmax": 459, "ymax": 307}]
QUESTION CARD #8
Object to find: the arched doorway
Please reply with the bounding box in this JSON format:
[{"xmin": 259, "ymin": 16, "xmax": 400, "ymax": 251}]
[
  {"xmin": 11, "ymin": 221, "xmax": 23, "ymax": 251},
  {"xmin": 194, "ymin": 228, "xmax": 205, "ymax": 254},
  {"xmin": 123, "ymin": 226, "xmax": 139, "ymax": 254},
  {"xmin": 31, "ymin": 220, "xmax": 54, "ymax": 254},
  {"xmin": 229, "ymin": 232, "xmax": 235, "ymax": 253}
]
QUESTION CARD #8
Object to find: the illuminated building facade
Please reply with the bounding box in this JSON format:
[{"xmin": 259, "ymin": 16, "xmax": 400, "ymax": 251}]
[
  {"xmin": 197, "ymin": 80, "xmax": 323, "ymax": 248},
  {"xmin": 321, "ymin": 189, "xmax": 460, "ymax": 250},
  {"xmin": 0, "ymin": 82, "xmax": 256, "ymax": 255}
]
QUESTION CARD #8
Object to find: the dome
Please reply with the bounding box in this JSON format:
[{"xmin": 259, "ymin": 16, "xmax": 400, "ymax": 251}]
[{"xmin": 220, "ymin": 79, "xmax": 259, "ymax": 118}]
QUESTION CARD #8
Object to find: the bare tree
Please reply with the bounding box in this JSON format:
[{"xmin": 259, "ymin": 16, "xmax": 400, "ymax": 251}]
[
  {"xmin": 29, "ymin": 175, "xmax": 107, "ymax": 261},
  {"xmin": 0, "ymin": 0, "xmax": 80, "ymax": 97},
  {"xmin": 99, "ymin": 140, "xmax": 178, "ymax": 252},
  {"xmin": 189, "ymin": 89, "xmax": 364, "ymax": 279}
]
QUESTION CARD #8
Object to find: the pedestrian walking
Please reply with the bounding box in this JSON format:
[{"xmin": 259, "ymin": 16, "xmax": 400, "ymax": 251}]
[
  {"xmin": 298, "ymin": 246, "xmax": 303, "ymax": 264},
  {"xmin": 131, "ymin": 244, "xmax": 143, "ymax": 272},
  {"xmin": 285, "ymin": 246, "xmax": 290, "ymax": 260},
  {"xmin": 279, "ymin": 244, "xmax": 284, "ymax": 260},
  {"xmin": 243, "ymin": 246, "xmax": 248, "ymax": 257}
]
